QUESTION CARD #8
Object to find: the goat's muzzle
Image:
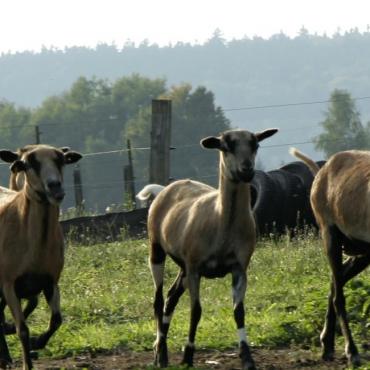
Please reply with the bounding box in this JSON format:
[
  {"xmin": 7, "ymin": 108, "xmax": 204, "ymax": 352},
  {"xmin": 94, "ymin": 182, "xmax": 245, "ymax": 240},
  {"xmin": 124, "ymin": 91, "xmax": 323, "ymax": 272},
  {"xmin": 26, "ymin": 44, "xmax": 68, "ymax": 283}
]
[
  {"xmin": 46, "ymin": 181, "xmax": 65, "ymax": 203},
  {"xmin": 236, "ymin": 167, "xmax": 255, "ymax": 183}
]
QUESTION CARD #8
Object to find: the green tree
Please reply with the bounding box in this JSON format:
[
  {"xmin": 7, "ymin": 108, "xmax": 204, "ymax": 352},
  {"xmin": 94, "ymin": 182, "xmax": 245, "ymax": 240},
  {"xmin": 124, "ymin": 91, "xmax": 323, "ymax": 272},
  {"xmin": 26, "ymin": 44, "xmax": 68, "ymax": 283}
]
[{"xmin": 314, "ymin": 89, "xmax": 369, "ymax": 157}]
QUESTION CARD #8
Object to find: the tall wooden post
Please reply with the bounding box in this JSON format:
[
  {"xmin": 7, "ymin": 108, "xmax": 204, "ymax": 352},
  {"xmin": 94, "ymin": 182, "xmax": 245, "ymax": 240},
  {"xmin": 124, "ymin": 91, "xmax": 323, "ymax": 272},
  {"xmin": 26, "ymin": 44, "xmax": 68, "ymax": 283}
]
[
  {"xmin": 126, "ymin": 139, "xmax": 136, "ymax": 206},
  {"xmin": 149, "ymin": 99, "xmax": 172, "ymax": 185},
  {"xmin": 123, "ymin": 164, "xmax": 135, "ymax": 210},
  {"xmin": 35, "ymin": 125, "xmax": 41, "ymax": 144},
  {"xmin": 73, "ymin": 164, "xmax": 84, "ymax": 216}
]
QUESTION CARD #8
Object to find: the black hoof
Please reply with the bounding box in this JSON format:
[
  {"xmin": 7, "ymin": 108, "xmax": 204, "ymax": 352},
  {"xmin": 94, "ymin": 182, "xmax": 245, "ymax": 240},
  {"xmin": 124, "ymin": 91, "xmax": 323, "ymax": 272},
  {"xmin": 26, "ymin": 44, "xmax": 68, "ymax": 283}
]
[
  {"xmin": 322, "ymin": 350, "xmax": 334, "ymax": 362},
  {"xmin": 181, "ymin": 345, "xmax": 194, "ymax": 367},
  {"xmin": 0, "ymin": 357, "xmax": 12, "ymax": 369},
  {"xmin": 30, "ymin": 335, "xmax": 47, "ymax": 350},
  {"xmin": 30, "ymin": 351, "xmax": 39, "ymax": 360},
  {"xmin": 348, "ymin": 353, "xmax": 361, "ymax": 368},
  {"xmin": 153, "ymin": 339, "xmax": 168, "ymax": 368},
  {"xmin": 239, "ymin": 342, "xmax": 256, "ymax": 370},
  {"xmin": 242, "ymin": 362, "xmax": 257, "ymax": 370}
]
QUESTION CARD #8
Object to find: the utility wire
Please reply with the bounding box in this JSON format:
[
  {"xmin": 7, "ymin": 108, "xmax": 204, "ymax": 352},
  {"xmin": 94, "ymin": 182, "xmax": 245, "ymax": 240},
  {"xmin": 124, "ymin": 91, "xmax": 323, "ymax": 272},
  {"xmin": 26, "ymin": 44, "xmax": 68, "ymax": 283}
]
[
  {"xmin": 0, "ymin": 94, "xmax": 370, "ymax": 132},
  {"xmin": 223, "ymin": 95, "xmax": 370, "ymax": 112}
]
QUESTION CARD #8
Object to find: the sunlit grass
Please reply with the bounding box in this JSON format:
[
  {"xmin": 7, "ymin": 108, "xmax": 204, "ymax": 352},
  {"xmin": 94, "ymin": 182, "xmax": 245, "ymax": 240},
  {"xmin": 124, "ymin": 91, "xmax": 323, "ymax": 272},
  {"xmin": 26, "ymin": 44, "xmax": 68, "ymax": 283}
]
[{"xmin": 4, "ymin": 234, "xmax": 370, "ymax": 369}]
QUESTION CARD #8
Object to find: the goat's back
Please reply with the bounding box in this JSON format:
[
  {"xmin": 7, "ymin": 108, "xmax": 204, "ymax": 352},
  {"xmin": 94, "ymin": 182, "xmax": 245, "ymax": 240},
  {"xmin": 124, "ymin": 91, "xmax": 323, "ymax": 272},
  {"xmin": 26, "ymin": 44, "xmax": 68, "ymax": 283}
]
[
  {"xmin": 312, "ymin": 150, "xmax": 370, "ymax": 241},
  {"xmin": 148, "ymin": 179, "xmax": 217, "ymax": 256}
]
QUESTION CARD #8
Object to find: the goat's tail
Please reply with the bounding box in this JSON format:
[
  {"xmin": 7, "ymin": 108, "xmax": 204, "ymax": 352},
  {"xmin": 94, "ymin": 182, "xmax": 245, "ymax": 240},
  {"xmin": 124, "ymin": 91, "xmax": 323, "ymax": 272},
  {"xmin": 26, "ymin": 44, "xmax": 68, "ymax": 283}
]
[
  {"xmin": 136, "ymin": 184, "xmax": 165, "ymax": 201},
  {"xmin": 289, "ymin": 147, "xmax": 320, "ymax": 176}
]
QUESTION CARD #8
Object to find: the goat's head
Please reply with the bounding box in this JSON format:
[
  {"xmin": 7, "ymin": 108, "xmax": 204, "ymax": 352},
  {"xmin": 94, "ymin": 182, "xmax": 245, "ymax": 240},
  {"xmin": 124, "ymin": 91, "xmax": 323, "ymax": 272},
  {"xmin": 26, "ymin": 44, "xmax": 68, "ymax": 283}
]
[
  {"xmin": 0, "ymin": 145, "xmax": 82, "ymax": 205},
  {"xmin": 201, "ymin": 128, "xmax": 278, "ymax": 183}
]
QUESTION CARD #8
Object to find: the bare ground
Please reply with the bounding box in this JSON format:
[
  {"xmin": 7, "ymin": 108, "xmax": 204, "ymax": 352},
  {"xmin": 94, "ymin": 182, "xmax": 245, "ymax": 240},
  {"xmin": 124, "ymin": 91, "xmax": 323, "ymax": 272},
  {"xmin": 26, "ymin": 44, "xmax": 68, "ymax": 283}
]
[{"xmin": 11, "ymin": 346, "xmax": 370, "ymax": 370}]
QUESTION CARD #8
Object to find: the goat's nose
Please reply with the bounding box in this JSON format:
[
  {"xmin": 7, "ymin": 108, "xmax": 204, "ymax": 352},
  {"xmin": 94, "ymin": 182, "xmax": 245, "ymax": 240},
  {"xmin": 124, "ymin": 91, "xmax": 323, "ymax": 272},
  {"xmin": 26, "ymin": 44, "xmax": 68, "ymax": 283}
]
[
  {"xmin": 47, "ymin": 180, "xmax": 65, "ymax": 201},
  {"xmin": 241, "ymin": 159, "xmax": 253, "ymax": 172},
  {"xmin": 47, "ymin": 180, "xmax": 62, "ymax": 190}
]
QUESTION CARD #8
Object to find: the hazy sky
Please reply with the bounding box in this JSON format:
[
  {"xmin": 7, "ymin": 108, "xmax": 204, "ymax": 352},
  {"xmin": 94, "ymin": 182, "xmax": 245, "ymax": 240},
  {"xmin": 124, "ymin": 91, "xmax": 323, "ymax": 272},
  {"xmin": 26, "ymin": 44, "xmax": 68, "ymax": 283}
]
[{"xmin": 0, "ymin": 0, "xmax": 369, "ymax": 53}]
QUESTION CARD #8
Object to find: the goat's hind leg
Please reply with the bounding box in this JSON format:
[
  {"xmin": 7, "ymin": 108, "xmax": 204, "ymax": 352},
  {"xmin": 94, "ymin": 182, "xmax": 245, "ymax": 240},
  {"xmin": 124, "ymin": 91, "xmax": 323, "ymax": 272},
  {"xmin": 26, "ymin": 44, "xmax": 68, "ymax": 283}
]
[
  {"xmin": 321, "ymin": 254, "xmax": 370, "ymax": 362},
  {"xmin": 323, "ymin": 227, "xmax": 361, "ymax": 367},
  {"xmin": 150, "ymin": 243, "xmax": 168, "ymax": 367},
  {"xmin": 162, "ymin": 269, "xmax": 186, "ymax": 338},
  {"xmin": 320, "ymin": 226, "xmax": 342, "ymax": 361},
  {"xmin": 30, "ymin": 284, "xmax": 62, "ymax": 350},
  {"xmin": 232, "ymin": 266, "xmax": 256, "ymax": 370}
]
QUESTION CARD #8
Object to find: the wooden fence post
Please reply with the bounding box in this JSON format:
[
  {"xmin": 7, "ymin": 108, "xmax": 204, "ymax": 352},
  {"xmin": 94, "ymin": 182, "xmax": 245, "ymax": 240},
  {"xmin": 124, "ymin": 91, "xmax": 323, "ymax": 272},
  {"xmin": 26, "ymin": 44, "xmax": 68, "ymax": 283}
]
[
  {"xmin": 73, "ymin": 164, "xmax": 84, "ymax": 216},
  {"xmin": 35, "ymin": 125, "xmax": 41, "ymax": 144},
  {"xmin": 149, "ymin": 99, "xmax": 172, "ymax": 185},
  {"xmin": 123, "ymin": 164, "xmax": 135, "ymax": 210},
  {"xmin": 126, "ymin": 139, "xmax": 136, "ymax": 207}
]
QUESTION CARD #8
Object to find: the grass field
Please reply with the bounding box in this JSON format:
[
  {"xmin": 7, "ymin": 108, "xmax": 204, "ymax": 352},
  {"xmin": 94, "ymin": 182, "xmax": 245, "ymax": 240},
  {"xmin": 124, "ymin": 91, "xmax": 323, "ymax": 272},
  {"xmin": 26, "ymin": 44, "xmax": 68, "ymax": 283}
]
[{"xmin": 4, "ymin": 234, "xmax": 370, "ymax": 369}]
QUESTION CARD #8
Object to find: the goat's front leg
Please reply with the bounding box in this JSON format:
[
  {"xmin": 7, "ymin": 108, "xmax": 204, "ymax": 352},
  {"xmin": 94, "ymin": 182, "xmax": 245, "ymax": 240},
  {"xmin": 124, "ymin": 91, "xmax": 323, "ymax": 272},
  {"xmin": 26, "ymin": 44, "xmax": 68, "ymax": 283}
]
[
  {"xmin": 232, "ymin": 266, "xmax": 255, "ymax": 370},
  {"xmin": 30, "ymin": 284, "xmax": 62, "ymax": 350},
  {"xmin": 182, "ymin": 271, "xmax": 201, "ymax": 367},
  {"xmin": 3, "ymin": 296, "xmax": 39, "ymax": 335},
  {"xmin": 2, "ymin": 283, "xmax": 32, "ymax": 370},
  {"xmin": 0, "ymin": 298, "xmax": 12, "ymax": 368}
]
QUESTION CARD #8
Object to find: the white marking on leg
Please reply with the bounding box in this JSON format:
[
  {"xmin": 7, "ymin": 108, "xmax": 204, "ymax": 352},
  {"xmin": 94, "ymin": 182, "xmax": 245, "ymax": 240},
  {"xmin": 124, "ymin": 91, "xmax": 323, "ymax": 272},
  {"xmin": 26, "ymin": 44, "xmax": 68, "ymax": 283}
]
[
  {"xmin": 156, "ymin": 328, "xmax": 164, "ymax": 342},
  {"xmin": 151, "ymin": 263, "xmax": 164, "ymax": 288},
  {"xmin": 237, "ymin": 328, "xmax": 248, "ymax": 344}
]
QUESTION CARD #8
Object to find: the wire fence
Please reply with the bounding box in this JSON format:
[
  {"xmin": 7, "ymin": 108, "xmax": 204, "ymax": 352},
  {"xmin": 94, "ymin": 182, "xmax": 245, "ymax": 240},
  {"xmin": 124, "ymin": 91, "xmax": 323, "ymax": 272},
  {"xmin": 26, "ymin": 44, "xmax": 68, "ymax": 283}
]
[{"xmin": 1, "ymin": 93, "xmax": 365, "ymax": 213}]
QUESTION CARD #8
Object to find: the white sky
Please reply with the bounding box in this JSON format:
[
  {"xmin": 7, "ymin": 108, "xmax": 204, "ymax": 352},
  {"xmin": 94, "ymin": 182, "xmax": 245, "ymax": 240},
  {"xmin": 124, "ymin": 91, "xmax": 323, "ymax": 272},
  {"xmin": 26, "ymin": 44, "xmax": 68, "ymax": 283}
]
[{"xmin": 0, "ymin": 0, "xmax": 369, "ymax": 53}]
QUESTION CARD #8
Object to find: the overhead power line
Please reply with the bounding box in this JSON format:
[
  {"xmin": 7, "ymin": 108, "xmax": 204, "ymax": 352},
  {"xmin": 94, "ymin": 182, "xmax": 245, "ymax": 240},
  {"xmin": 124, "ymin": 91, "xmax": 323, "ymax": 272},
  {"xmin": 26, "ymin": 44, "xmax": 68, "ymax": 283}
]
[
  {"xmin": 223, "ymin": 95, "xmax": 370, "ymax": 112},
  {"xmin": 0, "ymin": 94, "xmax": 370, "ymax": 132}
]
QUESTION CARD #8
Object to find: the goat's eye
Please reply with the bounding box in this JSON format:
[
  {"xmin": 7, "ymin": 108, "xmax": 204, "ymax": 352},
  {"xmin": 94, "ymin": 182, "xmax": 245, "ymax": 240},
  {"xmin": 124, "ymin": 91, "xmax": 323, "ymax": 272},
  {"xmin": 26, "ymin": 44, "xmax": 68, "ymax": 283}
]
[
  {"xmin": 54, "ymin": 154, "xmax": 64, "ymax": 169},
  {"xmin": 225, "ymin": 138, "xmax": 236, "ymax": 153}
]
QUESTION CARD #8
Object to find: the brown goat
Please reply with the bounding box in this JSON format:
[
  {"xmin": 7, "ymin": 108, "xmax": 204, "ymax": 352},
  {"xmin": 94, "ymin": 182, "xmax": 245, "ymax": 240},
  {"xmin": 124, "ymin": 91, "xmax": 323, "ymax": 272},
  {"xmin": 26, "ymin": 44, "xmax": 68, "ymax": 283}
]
[
  {"xmin": 0, "ymin": 145, "xmax": 82, "ymax": 370},
  {"xmin": 148, "ymin": 128, "xmax": 278, "ymax": 369},
  {"xmin": 291, "ymin": 148, "xmax": 370, "ymax": 367}
]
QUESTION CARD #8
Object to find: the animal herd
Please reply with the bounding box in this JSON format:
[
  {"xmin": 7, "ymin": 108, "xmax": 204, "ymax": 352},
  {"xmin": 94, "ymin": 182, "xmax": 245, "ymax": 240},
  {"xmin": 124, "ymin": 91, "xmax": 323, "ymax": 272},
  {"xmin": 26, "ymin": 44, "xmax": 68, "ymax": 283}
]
[{"xmin": 0, "ymin": 128, "xmax": 368, "ymax": 370}]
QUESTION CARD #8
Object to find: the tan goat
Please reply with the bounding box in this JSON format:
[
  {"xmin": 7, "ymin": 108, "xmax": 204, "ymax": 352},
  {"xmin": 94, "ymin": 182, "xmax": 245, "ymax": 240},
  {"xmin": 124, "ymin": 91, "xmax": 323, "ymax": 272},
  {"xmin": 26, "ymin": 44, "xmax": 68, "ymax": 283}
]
[
  {"xmin": 0, "ymin": 144, "xmax": 82, "ymax": 370},
  {"xmin": 290, "ymin": 148, "xmax": 370, "ymax": 367},
  {"xmin": 148, "ymin": 128, "xmax": 278, "ymax": 369},
  {"xmin": 0, "ymin": 145, "xmax": 71, "ymax": 335}
]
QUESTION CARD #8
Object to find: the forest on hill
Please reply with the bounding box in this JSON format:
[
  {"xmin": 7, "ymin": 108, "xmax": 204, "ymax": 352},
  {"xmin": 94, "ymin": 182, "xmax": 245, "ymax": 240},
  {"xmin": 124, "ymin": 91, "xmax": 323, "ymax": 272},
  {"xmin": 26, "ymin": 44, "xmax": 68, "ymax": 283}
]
[{"xmin": 1, "ymin": 29, "xmax": 370, "ymax": 211}]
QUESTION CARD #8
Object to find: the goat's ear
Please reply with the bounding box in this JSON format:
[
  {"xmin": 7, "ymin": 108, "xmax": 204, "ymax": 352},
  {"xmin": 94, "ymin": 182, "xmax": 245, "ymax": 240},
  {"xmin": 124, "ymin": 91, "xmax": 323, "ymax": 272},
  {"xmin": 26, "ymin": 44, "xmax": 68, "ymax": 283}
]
[
  {"xmin": 255, "ymin": 128, "xmax": 278, "ymax": 142},
  {"xmin": 64, "ymin": 151, "xmax": 83, "ymax": 165},
  {"xmin": 200, "ymin": 136, "xmax": 222, "ymax": 150},
  {"xmin": 0, "ymin": 150, "xmax": 19, "ymax": 163},
  {"xmin": 59, "ymin": 147, "xmax": 71, "ymax": 153},
  {"xmin": 10, "ymin": 160, "xmax": 27, "ymax": 173}
]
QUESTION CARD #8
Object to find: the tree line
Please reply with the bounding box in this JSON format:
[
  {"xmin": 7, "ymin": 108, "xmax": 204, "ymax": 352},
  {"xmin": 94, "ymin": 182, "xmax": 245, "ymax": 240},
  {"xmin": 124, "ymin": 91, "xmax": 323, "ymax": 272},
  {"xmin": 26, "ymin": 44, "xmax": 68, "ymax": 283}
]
[{"xmin": 0, "ymin": 75, "xmax": 230, "ymax": 211}]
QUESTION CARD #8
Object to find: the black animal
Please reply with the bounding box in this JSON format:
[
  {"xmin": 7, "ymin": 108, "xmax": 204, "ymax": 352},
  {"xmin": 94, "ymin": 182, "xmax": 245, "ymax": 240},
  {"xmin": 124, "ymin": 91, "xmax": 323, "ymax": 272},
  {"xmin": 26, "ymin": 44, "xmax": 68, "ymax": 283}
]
[{"xmin": 251, "ymin": 160, "xmax": 325, "ymax": 237}]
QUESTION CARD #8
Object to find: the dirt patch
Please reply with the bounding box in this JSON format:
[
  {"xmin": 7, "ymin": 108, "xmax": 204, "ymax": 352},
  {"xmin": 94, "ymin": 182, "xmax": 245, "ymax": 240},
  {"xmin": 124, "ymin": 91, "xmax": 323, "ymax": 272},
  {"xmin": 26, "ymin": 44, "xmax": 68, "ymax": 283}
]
[{"xmin": 12, "ymin": 346, "xmax": 369, "ymax": 370}]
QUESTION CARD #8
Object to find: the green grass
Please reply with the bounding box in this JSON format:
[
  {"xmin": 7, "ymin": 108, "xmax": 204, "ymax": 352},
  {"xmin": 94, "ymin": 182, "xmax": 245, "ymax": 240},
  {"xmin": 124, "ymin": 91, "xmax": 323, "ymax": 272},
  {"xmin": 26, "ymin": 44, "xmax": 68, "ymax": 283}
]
[{"xmin": 4, "ymin": 234, "xmax": 370, "ymax": 368}]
